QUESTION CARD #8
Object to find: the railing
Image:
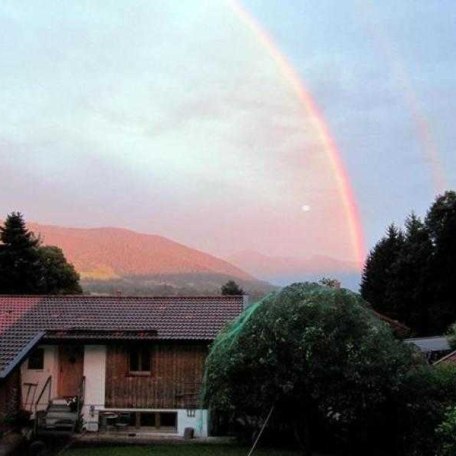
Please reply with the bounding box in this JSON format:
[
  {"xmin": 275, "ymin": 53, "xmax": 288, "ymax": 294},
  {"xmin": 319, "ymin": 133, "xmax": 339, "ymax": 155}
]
[
  {"xmin": 105, "ymin": 378, "xmax": 202, "ymax": 409},
  {"xmin": 34, "ymin": 375, "xmax": 52, "ymax": 434}
]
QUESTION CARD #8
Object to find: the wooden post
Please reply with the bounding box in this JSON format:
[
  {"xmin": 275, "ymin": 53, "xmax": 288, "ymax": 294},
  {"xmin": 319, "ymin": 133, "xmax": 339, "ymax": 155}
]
[{"xmin": 135, "ymin": 412, "xmax": 140, "ymax": 429}]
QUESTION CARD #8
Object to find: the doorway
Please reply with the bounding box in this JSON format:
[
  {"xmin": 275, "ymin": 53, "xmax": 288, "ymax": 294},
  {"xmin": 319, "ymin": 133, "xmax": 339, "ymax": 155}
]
[{"xmin": 58, "ymin": 345, "xmax": 84, "ymax": 397}]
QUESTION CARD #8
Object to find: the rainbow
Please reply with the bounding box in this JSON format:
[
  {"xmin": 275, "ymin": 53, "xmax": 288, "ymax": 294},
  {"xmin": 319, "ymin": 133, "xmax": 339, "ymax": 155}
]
[
  {"xmin": 229, "ymin": 0, "xmax": 366, "ymax": 269},
  {"xmin": 357, "ymin": 0, "xmax": 448, "ymax": 194}
]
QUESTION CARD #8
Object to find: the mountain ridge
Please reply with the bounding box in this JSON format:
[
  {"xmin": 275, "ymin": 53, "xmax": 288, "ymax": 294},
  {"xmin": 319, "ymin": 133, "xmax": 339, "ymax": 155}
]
[{"xmin": 26, "ymin": 222, "xmax": 254, "ymax": 281}]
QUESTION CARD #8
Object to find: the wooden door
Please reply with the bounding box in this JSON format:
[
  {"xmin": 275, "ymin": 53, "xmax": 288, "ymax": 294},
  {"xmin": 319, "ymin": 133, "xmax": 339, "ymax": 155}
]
[{"xmin": 58, "ymin": 346, "xmax": 84, "ymax": 397}]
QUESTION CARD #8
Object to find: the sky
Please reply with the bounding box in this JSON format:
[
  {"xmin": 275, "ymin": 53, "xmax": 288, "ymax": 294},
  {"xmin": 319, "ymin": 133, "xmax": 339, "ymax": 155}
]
[{"xmin": 0, "ymin": 0, "xmax": 455, "ymax": 273}]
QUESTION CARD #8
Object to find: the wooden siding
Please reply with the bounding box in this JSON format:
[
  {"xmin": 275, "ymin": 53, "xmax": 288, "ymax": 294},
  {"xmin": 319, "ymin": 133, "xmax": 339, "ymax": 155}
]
[{"xmin": 105, "ymin": 343, "xmax": 208, "ymax": 409}]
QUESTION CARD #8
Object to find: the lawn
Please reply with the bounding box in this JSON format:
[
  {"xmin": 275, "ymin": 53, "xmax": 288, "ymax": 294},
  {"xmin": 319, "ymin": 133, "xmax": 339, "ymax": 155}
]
[{"xmin": 62, "ymin": 444, "xmax": 301, "ymax": 456}]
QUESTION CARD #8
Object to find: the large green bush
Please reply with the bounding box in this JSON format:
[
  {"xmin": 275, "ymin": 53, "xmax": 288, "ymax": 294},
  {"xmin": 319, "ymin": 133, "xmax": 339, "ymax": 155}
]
[
  {"xmin": 204, "ymin": 283, "xmax": 420, "ymax": 454},
  {"xmin": 436, "ymin": 405, "xmax": 456, "ymax": 456}
]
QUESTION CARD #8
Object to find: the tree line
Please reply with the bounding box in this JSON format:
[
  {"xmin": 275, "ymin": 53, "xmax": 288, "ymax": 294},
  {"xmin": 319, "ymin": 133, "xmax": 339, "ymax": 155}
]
[{"xmin": 361, "ymin": 191, "xmax": 456, "ymax": 336}]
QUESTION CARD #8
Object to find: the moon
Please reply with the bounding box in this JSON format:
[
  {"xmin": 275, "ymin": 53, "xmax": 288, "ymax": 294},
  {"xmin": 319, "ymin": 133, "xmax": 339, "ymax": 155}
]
[{"xmin": 301, "ymin": 205, "xmax": 311, "ymax": 212}]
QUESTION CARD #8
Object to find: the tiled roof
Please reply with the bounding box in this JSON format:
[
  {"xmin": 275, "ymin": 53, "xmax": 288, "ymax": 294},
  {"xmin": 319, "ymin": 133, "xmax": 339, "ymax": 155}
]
[{"xmin": 0, "ymin": 295, "xmax": 244, "ymax": 378}]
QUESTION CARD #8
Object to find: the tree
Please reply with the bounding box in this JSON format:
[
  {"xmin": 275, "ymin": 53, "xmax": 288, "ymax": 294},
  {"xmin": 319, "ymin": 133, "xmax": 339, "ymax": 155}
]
[
  {"xmin": 38, "ymin": 246, "xmax": 82, "ymax": 294},
  {"xmin": 360, "ymin": 224, "xmax": 405, "ymax": 320},
  {"xmin": 361, "ymin": 192, "xmax": 456, "ymax": 335},
  {"xmin": 385, "ymin": 213, "xmax": 433, "ymax": 334},
  {"xmin": 425, "ymin": 191, "xmax": 456, "ymax": 333},
  {"xmin": 319, "ymin": 277, "xmax": 341, "ymax": 288},
  {"xmin": 221, "ymin": 280, "xmax": 244, "ymax": 296},
  {"xmin": 436, "ymin": 405, "xmax": 456, "ymax": 456},
  {"xmin": 0, "ymin": 212, "xmax": 82, "ymax": 294},
  {"xmin": 204, "ymin": 282, "xmax": 415, "ymax": 454},
  {"xmin": 0, "ymin": 212, "xmax": 42, "ymax": 293}
]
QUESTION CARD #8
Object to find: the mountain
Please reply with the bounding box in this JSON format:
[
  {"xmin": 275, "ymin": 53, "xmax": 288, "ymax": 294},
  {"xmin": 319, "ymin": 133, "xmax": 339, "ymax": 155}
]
[
  {"xmin": 227, "ymin": 250, "xmax": 361, "ymax": 291},
  {"xmin": 27, "ymin": 223, "xmax": 275, "ymax": 299}
]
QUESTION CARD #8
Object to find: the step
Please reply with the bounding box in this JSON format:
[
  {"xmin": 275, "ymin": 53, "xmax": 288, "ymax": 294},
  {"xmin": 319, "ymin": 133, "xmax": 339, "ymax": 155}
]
[
  {"xmin": 45, "ymin": 411, "xmax": 78, "ymax": 420},
  {"xmin": 50, "ymin": 398, "xmax": 70, "ymax": 406}
]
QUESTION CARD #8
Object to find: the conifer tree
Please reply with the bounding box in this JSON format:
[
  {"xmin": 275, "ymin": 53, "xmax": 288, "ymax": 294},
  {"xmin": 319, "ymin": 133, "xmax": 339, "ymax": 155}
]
[
  {"xmin": 362, "ymin": 191, "xmax": 456, "ymax": 335},
  {"xmin": 425, "ymin": 191, "xmax": 456, "ymax": 333},
  {"xmin": 0, "ymin": 212, "xmax": 82, "ymax": 294},
  {"xmin": 0, "ymin": 212, "xmax": 42, "ymax": 293},
  {"xmin": 360, "ymin": 224, "xmax": 404, "ymax": 319},
  {"xmin": 386, "ymin": 213, "xmax": 433, "ymax": 334}
]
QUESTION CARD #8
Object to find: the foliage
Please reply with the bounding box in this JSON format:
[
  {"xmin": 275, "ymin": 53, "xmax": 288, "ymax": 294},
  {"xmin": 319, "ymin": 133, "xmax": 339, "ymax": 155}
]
[
  {"xmin": 360, "ymin": 224, "xmax": 405, "ymax": 320},
  {"xmin": 0, "ymin": 212, "xmax": 82, "ymax": 294},
  {"xmin": 318, "ymin": 277, "xmax": 341, "ymax": 288},
  {"xmin": 0, "ymin": 212, "xmax": 42, "ymax": 293},
  {"xmin": 0, "ymin": 408, "xmax": 31, "ymax": 430},
  {"xmin": 425, "ymin": 191, "xmax": 456, "ymax": 333},
  {"xmin": 395, "ymin": 363, "xmax": 456, "ymax": 456},
  {"xmin": 361, "ymin": 191, "xmax": 456, "ymax": 336},
  {"xmin": 221, "ymin": 280, "xmax": 244, "ymax": 296},
  {"xmin": 204, "ymin": 282, "xmax": 416, "ymax": 453},
  {"xmin": 436, "ymin": 406, "xmax": 456, "ymax": 456},
  {"xmin": 446, "ymin": 323, "xmax": 456, "ymax": 351},
  {"xmin": 384, "ymin": 214, "xmax": 433, "ymax": 335},
  {"xmin": 38, "ymin": 246, "xmax": 82, "ymax": 294}
]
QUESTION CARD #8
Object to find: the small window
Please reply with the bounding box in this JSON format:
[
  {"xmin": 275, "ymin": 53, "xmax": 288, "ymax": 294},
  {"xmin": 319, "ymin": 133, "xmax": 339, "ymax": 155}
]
[
  {"xmin": 28, "ymin": 348, "xmax": 44, "ymax": 370},
  {"xmin": 129, "ymin": 347, "xmax": 151, "ymax": 374}
]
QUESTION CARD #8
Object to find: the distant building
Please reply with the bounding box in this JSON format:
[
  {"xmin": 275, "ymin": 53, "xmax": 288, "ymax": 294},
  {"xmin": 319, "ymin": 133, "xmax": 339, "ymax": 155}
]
[{"xmin": 405, "ymin": 336, "xmax": 451, "ymax": 363}]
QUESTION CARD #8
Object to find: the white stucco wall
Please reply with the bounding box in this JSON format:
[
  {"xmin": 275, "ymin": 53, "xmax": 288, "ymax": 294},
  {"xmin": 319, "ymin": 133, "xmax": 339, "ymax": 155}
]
[
  {"xmin": 21, "ymin": 345, "xmax": 59, "ymax": 413},
  {"xmin": 81, "ymin": 345, "xmax": 106, "ymax": 431},
  {"xmin": 177, "ymin": 409, "xmax": 208, "ymax": 438}
]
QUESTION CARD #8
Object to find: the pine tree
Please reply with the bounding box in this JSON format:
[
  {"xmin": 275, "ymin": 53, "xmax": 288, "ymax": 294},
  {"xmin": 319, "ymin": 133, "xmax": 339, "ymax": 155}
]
[
  {"xmin": 0, "ymin": 212, "xmax": 82, "ymax": 295},
  {"xmin": 361, "ymin": 191, "xmax": 456, "ymax": 335},
  {"xmin": 386, "ymin": 213, "xmax": 433, "ymax": 334},
  {"xmin": 425, "ymin": 191, "xmax": 456, "ymax": 333},
  {"xmin": 360, "ymin": 224, "xmax": 405, "ymax": 319},
  {"xmin": 0, "ymin": 212, "xmax": 42, "ymax": 293}
]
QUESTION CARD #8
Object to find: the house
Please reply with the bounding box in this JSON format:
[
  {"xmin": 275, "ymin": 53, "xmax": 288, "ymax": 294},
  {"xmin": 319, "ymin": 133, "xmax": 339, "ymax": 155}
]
[
  {"xmin": 405, "ymin": 336, "xmax": 451, "ymax": 363},
  {"xmin": 0, "ymin": 295, "xmax": 245, "ymax": 436}
]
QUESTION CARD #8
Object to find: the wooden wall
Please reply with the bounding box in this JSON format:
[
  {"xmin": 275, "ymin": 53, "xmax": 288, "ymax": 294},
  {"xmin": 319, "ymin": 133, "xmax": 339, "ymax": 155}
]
[
  {"xmin": 105, "ymin": 343, "xmax": 208, "ymax": 409},
  {"xmin": 0, "ymin": 369, "xmax": 21, "ymax": 422}
]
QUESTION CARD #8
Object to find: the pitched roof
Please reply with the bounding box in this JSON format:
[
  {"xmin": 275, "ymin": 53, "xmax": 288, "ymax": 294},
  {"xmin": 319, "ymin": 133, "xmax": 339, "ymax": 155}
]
[{"xmin": 0, "ymin": 295, "xmax": 244, "ymax": 378}]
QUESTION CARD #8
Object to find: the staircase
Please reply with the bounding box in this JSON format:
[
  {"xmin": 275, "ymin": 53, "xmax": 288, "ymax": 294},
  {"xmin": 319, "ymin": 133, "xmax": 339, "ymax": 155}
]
[
  {"xmin": 36, "ymin": 398, "xmax": 80, "ymax": 436},
  {"xmin": 32, "ymin": 376, "xmax": 85, "ymax": 437}
]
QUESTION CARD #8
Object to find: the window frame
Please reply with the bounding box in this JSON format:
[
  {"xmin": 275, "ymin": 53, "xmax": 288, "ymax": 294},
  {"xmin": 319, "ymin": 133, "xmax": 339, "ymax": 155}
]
[{"xmin": 128, "ymin": 347, "xmax": 151, "ymax": 375}]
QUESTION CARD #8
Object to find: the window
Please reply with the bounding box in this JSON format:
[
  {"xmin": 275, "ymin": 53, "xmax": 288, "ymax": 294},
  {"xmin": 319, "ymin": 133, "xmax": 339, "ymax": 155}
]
[
  {"xmin": 28, "ymin": 348, "xmax": 44, "ymax": 370},
  {"xmin": 129, "ymin": 347, "xmax": 151, "ymax": 374}
]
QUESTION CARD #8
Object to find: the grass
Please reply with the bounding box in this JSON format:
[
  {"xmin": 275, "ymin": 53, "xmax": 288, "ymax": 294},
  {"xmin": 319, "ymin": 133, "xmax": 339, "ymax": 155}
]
[{"xmin": 62, "ymin": 444, "xmax": 301, "ymax": 456}]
